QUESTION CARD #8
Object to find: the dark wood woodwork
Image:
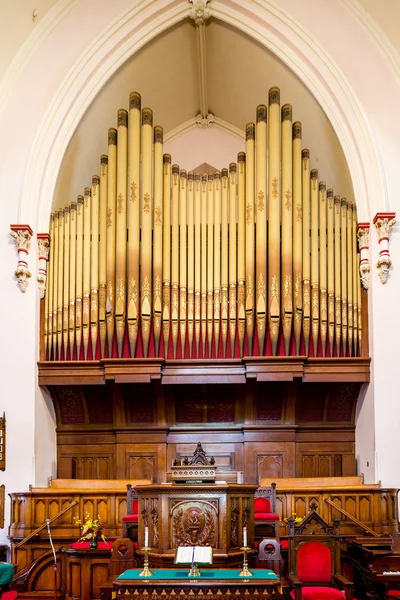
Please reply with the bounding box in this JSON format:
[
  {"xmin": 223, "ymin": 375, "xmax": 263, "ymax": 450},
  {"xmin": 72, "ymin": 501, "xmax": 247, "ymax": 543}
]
[
  {"xmin": 135, "ymin": 483, "xmax": 257, "ymax": 567},
  {"xmin": 62, "ymin": 545, "xmax": 112, "ymax": 600},
  {"xmin": 344, "ymin": 536, "xmax": 400, "ymax": 599}
]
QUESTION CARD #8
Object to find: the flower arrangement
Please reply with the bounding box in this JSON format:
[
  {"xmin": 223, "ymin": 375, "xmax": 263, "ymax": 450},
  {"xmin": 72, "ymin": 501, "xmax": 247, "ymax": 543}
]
[
  {"xmin": 75, "ymin": 513, "xmax": 107, "ymax": 543},
  {"xmin": 281, "ymin": 513, "xmax": 304, "ymax": 526}
]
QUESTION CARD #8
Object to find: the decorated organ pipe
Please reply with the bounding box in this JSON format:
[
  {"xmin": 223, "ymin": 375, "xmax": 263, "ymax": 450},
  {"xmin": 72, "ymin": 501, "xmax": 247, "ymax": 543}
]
[{"xmin": 43, "ymin": 87, "xmax": 366, "ymax": 362}]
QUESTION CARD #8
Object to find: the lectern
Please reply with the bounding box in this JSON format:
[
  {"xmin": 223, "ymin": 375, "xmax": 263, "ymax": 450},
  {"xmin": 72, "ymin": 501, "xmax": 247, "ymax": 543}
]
[{"xmin": 136, "ymin": 483, "xmax": 257, "ymax": 568}]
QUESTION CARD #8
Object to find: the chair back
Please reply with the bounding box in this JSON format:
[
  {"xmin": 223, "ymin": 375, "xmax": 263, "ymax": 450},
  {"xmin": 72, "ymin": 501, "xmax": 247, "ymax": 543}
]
[
  {"xmin": 254, "ymin": 497, "xmax": 271, "ymax": 513},
  {"xmin": 126, "ymin": 484, "xmax": 138, "ymax": 515},
  {"xmin": 256, "ymin": 538, "xmax": 283, "ymax": 576},
  {"xmin": 255, "ymin": 482, "xmax": 277, "ymax": 513},
  {"xmin": 108, "ymin": 538, "xmax": 137, "ymax": 578},
  {"xmin": 297, "ymin": 540, "xmax": 332, "ymax": 583}
]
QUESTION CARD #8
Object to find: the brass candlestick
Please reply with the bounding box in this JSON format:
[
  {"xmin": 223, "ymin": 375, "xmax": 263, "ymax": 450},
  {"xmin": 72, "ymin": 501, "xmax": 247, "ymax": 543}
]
[
  {"xmin": 238, "ymin": 546, "xmax": 253, "ymax": 577},
  {"xmin": 139, "ymin": 546, "xmax": 153, "ymax": 577}
]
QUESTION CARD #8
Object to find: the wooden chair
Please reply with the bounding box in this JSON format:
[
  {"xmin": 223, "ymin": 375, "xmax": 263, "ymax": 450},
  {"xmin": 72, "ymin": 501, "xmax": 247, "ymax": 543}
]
[
  {"xmin": 254, "ymin": 483, "xmax": 280, "ymax": 539},
  {"xmin": 287, "ymin": 507, "xmax": 354, "ymax": 600},
  {"xmin": 121, "ymin": 484, "xmax": 138, "ymax": 539},
  {"xmin": 100, "ymin": 538, "xmax": 137, "ymax": 600},
  {"xmin": 256, "ymin": 538, "xmax": 284, "ymax": 577}
]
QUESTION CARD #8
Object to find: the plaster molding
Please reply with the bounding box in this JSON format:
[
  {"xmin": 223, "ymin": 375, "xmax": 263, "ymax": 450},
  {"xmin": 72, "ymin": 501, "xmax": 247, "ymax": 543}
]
[
  {"xmin": 189, "ymin": 0, "xmax": 212, "ymax": 26},
  {"xmin": 373, "ymin": 213, "xmax": 396, "ymax": 284},
  {"xmin": 164, "ymin": 116, "xmax": 244, "ymax": 144},
  {"xmin": 37, "ymin": 233, "xmax": 50, "ymax": 299},
  {"xmin": 10, "ymin": 225, "xmax": 33, "ymax": 293},
  {"xmin": 0, "ymin": 0, "xmax": 78, "ymax": 121},
  {"xmin": 196, "ymin": 113, "xmax": 215, "ymax": 128},
  {"xmin": 14, "ymin": 0, "xmax": 388, "ymax": 232},
  {"xmin": 357, "ymin": 223, "xmax": 370, "ymax": 291},
  {"xmin": 343, "ymin": 0, "xmax": 400, "ymax": 85}
]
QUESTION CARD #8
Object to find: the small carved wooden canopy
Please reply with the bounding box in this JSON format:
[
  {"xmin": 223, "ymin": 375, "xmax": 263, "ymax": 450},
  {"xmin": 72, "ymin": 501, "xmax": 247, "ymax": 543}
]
[{"xmin": 182, "ymin": 442, "xmax": 215, "ymax": 466}]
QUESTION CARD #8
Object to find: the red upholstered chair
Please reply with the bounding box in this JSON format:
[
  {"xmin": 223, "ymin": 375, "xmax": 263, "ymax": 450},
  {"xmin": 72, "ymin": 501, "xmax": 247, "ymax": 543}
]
[
  {"xmin": 287, "ymin": 507, "xmax": 353, "ymax": 600},
  {"xmin": 122, "ymin": 484, "xmax": 138, "ymax": 539},
  {"xmin": 254, "ymin": 483, "xmax": 280, "ymax": 539}
]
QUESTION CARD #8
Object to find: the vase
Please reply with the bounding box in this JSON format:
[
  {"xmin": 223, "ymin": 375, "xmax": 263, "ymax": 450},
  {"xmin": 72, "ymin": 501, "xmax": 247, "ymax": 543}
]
[{"xmin": 90, "ymin": 535, "xmax": 98, "ymax": 550}]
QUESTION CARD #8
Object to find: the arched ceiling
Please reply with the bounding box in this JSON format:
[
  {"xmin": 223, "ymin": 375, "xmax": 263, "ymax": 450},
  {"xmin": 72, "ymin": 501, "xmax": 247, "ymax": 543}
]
[{"xmin": 54, "ymin": 16, "xmax": 354, "ymax": 209}]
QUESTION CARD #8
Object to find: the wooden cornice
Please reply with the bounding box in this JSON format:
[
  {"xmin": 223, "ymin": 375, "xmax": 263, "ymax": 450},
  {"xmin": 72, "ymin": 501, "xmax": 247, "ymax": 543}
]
[{"xmin": 38, "ymin": 356, "xmax": 370, "ymax": 386}]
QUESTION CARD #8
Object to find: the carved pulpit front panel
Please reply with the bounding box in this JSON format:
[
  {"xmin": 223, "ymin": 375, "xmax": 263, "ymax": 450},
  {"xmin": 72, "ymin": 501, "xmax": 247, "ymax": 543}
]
[{"xmin": 171, "ymin": 500, "xmax": 218, "ymax": 547}]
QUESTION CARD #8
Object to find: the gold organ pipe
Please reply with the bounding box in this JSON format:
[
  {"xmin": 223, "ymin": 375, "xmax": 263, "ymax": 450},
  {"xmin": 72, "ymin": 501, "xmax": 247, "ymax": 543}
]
[
  {"xmin": 347, "ymin": 200, "xmax": 353, "ymax": 356},
  {"xmin": 82, "ymin": 188, "xmax": 91, "ymax": 360},
  {"xmin": 75, "ymin": 199, "xmax": 83, "ymax": 359},
  {"xmin": 47, "ymin": 213, "xmax": 55, "ymax": 359},
  {"xmin": 268, "ymin": 87, "xmax": 281, "ymax": 356},
  {"xmin": 245, "ymin": 123, "xmax": 255, "ymax": 355},
  {"xmin": 334, "ymin": 195, "xmax": 342, "ymax": 356},
  {"xmin": 99, "ymin": 156, "xmax": 108, "ymax": 358},
  {"xmin": 91, "ymin": 176, "xmax": 100, "ymax": 359},
  {"xmin": 341, "ymin": 197, "xmax": 348, "ymax": 354},
  {"xmin": 310, "ymin": 170, "xmax": 319, "ymax": 356},
  {"xmin": 302, "ymin": 150, "xmax": 311, "ymax": 356},
  {"xmin": 171, "ymin": 164, "xmax": 180, "ymax": 359},
  {"xmin": 63, "ymin": 206, "xmax": 70, "ymax": 360},
  {"xmin": 358, "ymin": 254, "xmax": 362, "ymax": 354},
  {"xmin": 194, "ymin": 173, "xmax": 201, "ymax": 358},
  {"xmin": 179, "ymin": 169, "xmax": 187, "ymax": 358},
  {"xmin": 281, "ymin": 104, "xmax": 293, "ymax": 355},
  {"xmin": 153, "ymin": 126, "xmax": 163, "ymax": 357},
  {"xmin": 237, "ymin": 152, "xmax": 246, "ymax": 357},
  {"xmin": 207, "ymin": 174, "xmax": 214, "ymax": 358},
  {"xmin": 128, "ymin": 92, "xmax": 141, "ymax": 358},
  {"xmin": 201, "ymin": 174, "xmax": 207, "ymax": 358},
  {"xmin": 188, "ymin": 172, "xmax": 195, "ymax": 359},
  {"xmin": 256, "ymin": 106, "xmax": 267, "ymax": 355},
  {"xmin": 229, "ymin": 163, "xmax": 237, "ymax": 358},
  {"xmin": 69, "ymin": 202, "xmax": 77, "ymax": 359},
  {"xmin": 292, "ymin": 123, "xmax": 302, "ymax": 355},
  {"xmin": 52, "ymin": 211, "xmax": 59, "ymax": 357},
  {"xmin": 115, "ymin": 110, "xmax": 128, "ymax": 358},
  {"xmin": 327, "ymin": 189, "xmax": 335, "ymax": 357},
  {"xmin": 319, "ymin": 182, "xmax": 327, "ymax": 357},
  {"xmin": 141, "ymin": 108, "xmax": 153, "ymax": 358},
  {"xmin": 57, "ymin": 208, "xmax": 64, "ymax": 360},
  {"xmin": 221, "ymin": 168, "xmax": 229, "ymax": 358},
  {"xmin": 352, "ymin": 204, "xmax": 358, "ymax": 356},
  {"xmin": 214, "ymin": 171, "xmax": 221, "ymax": 357},
  {"xmin": 106, "ymin": 129, "xmax": 117, "ymax": 358},
  {"xmin": 162, "ymin": 154, "xmax": 172, "ymax": 358}
]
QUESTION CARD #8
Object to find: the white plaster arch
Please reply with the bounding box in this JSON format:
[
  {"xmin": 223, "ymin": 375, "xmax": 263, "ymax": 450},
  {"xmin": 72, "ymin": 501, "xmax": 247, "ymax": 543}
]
[{"xmin": 1, "ymin": 0, "xmax": 395, "ymax": 233}]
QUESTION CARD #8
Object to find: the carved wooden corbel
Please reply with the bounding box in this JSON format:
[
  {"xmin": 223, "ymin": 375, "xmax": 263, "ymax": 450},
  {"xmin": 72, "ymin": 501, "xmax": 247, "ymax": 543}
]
[
  {"xmin": 37, "ymin": 233, "xmax": 50, "ymax": 299},
  {"xmin": 10, "ymin": 224, "xmax": 33, "ymax": 292},
  {"xmin": 357, "ymin": 223, "xmax": 370, "ymax": 291},
  {"xmin": 373, "ymin": 212, "xmax": 396, "ymax": 284}
]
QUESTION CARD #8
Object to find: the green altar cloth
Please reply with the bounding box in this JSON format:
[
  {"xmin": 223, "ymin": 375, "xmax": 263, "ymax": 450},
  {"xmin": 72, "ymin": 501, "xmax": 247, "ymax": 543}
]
[
  {"xmin": 0, "ymin": 562, "xmax": 14, "ymax": 585},
  {"xmin": 117, "ymin": 569, "xmax": 279, "ymax": 581}
]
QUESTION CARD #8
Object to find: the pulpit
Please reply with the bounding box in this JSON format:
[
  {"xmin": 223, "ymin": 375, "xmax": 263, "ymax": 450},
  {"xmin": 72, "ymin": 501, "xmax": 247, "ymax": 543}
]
[{"xmin": 136, "ymin": 483, "xmax": 257, "ymax": 567}]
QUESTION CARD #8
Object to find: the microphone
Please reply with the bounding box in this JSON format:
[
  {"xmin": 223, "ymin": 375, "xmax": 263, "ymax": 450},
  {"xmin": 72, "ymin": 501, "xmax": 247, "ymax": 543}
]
[
  {"xmin": 45, "ymin": 518, "xmax": 57, "ymax": 600},
  {"xmin": 46, "ymin": 519, "xmax": 51, "ymax": 535}
]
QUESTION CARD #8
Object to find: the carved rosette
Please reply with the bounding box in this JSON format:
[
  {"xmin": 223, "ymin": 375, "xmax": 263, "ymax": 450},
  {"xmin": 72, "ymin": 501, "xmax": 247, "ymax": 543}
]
[
  {"xmin": 373, "ymin": 213, "xmax": 396, "ymax": 284},
  {"xmin": 37, "ymin": 233, "xmax": 50, "ymax": 298},
  {"xmin": 195, "ymin": 113, "xmax": 215, "ymax": 128},
  {"xmin": 188, "ymin": 0, "xmax": 211, "ymax": 26},
  {"xmin": 357, "ymin": 223, "xmax": 371, "ymax": 291},
  {"xmin": 10, "ymin": 225, "xmax": 33, "ymax": 293}
]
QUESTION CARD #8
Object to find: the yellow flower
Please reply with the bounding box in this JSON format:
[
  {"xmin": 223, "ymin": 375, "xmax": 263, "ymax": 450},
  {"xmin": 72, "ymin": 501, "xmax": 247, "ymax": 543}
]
[{"xmin": 74, "ymin": 513, "xmax": 107, "ymax": 542}]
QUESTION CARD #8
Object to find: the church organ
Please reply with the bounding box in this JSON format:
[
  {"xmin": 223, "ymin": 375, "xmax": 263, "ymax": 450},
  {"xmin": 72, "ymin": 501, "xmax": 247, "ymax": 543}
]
[{"xmin": 42, "ymin": 87, "xmax": 365, "ymax": 364}]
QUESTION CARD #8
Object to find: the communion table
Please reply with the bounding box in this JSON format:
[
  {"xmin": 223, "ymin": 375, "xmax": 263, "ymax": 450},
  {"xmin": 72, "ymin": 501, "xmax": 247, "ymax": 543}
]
[
  {"xmin": 114, "ymin": 568, "xmax": 282, "ymax": 600},
  {"xmin": 135, "ymin": 483, "xmax": 257, "ymax": 567}
]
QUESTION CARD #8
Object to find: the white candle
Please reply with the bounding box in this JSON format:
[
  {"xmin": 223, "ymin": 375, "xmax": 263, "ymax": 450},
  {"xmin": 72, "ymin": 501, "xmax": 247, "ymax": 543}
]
[
  {"xmin": 144, "ymin": 526, "xmax": 149, "ymax": 547},
  {"xmin": 243, "ymin": 526, "xmax": 247, "ymax": 547}
]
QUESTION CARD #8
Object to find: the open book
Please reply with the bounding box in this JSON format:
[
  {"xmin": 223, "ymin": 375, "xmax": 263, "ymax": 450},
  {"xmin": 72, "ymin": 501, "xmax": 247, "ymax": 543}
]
[{"xmin": 174, "ymin": 546, "xmax": 213, "ymax": 565}]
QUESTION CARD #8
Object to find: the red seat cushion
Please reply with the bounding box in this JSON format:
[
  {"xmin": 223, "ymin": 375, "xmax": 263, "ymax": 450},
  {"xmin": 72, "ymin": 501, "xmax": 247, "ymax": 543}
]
[
  {"xmin": 387, "ymin": 592, "xmax": 400, "ymax": 597},
  {"xmin": 298, "ymin": 541, "xmax": 331, "ymax": 583},
  {"xmin": 254, "ymin": 497, "xmax": 271, "ymax": 513},
  {"xmin": 254, "ymin": 512, "xmax": 279, "ymax": 521},
  {"xmin": 280, "ymin": 539, "xmax": 289, "ymax": 549},
  {"xmin": 132, "ymin": 499, "xmax": 138, "ymax": 514},
  {"xmin": 122, "ymin": 514, "xmax": 138, "ymax": 522},
  {"xmin": 1, "ymin": 592, "xmax": 18, "ymax": 600},
  {"xmin": 290, "ymin": 587, "xmax": 344, "ymax": 600},
  {"xmin": 69, "ymin": 541, "xmax": 113, "ymax": 550}
]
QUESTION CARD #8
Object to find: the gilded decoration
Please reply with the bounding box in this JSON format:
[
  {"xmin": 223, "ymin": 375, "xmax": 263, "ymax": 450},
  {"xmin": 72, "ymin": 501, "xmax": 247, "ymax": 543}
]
[
  {"xmin": 271, "ymin": 177, "xmax": 279, "ymax": 200},
  {"xmin": 245, "ymin": 123, "xmax": 255, "ymax": 141},
  {"xmin": 328, "ymin": 190, "xmax": 333, "ymax": 209},
  {"xmin": 284, "ymin": 274, "xmax": 292, "ymax": 298},
  {"xmin": 107, "ymin": 207, "xmax": 112, "ymax": 228},
  {"xmin": 257, "ymin": 191, "xmax": 265, "ymax": 212},
  {"xmin": 108, "ymin": 128, "xmax": 117, "ymax": 145},
  {"xmin": 256, "ymin": 104, "xmax": 267, "ymax": 123},
  {"xmin": 154, "ymin": 126, "xmax": 163, "ymax": 144},
  {"xmin": 100, "ymin": 154, "xmax": 108, "ymax": 173},
  {"xmin": 282, "ymin": 103, "xmax": 292, "ymax": 121},
  {"xmin": 246, "ymin": 203, "xmax": 253, "ymax": 225},
  {"xmin": 293, "ymin": 121, "xmax": 302, "ymax": 139},
  {"xmin": 118, "ymin": 109, "xmax": 128, "ymax": 127},
  {"xmin": 302, "ymin": 150, "xmax": 309, "ymax": 170},
  {"xmin": 269, "ymin": 87, "xmax": 280, "ymax": 105},
  {"xmin": 285, "ymin": 189, "xmax": 291, "ymax": 211},
  {"xmin": 311, "ymin": 170, "xmax": 318, "ymax": 190},
  {"xmin": 142, "ymin": 108, "xmax": 153, "ymax": 127},
  {"xmin": 117, "ymin": 194, "xmax": 124, "ymax": 215},
  {"xmin": 154, "ymin": 205, "xmax": 162, "ymax": 227},
  {"xmin": 129, "ymin": 91, "xmax": 141, "ymax": 111},
  {"xmin": 130, "ymin": 181, "xmax": 137, "ymax": 203},
  {"xmin": 143, "ymin": 192, "xmax": 151, "ymax": 214},
  {"xmin": 172, "ymin": 504, "xmax": 216, "ymax": 546},
  {"xmin": 296, "ymin": 203, "xmax": 302, "ymax": 223}
]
